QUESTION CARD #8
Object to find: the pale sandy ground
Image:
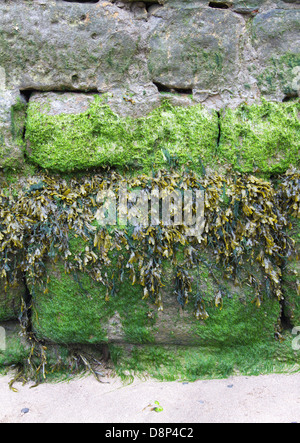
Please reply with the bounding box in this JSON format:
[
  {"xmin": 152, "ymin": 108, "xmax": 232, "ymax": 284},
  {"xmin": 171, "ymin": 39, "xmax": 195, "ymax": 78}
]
[{"xmin": 0, "ymin": 372, "xmax": 300, "ymax": 423}]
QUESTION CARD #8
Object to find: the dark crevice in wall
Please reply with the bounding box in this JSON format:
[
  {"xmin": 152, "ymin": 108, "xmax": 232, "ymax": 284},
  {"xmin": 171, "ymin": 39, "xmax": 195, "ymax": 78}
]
[
  {"xmin": 216, "ymin": 111, "xmax": 221, "ymax": 149},
  {"xmin": 20, "ymin": 88, "xmax": 99, "ymax": 97},
  {"xmin": 20, "ymin": 90, "xmax": 33, "ymax": 104},
  {"xmin": 282, "ymin": 94, "xmax": 299, "ymax": 102},
  {"xmin": 19, "ymin": 91, "xmax": 32, "ymax": 143},
  {"xmin": 208, "ymin": 2, "xmax": 230, "ymax": 9},
  {"xmin": 153, "ymin": 81, "xmax": 193, "ymax": 95},
  {"xmin": 61, "ymin": 1, "xmax": 99, "ymax": 3},
  {"xmin": 145, "ymin": 2, "xmax": 162, "ymax": 12},
  {"xmin": 20, "ymin": 276, "xmax": 33, "ymax": 334}
]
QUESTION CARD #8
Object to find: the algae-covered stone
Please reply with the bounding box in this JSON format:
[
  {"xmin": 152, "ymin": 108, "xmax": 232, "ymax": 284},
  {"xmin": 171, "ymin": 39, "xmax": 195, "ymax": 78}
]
[
  {"xmin": 0, "ymin": 321, "xmax": 28, "ymax": 368},
  {"xmin": 219, "ymin": 100, "xmax": 300, "ymax": 174},
  {"xmin": 0, "ymin": 90, "xmax": 26, "ymax": 171},
  {"xmin": 30, "ymin": 261, "xmax": 155, "ymax": 345},
  {"xmin": 25, "ymin": 93, "xmax": 219, "ymax": 173},
  {"xmin": 282, "ymin": 219, "xmax": 300, "ymax": 325},
  {"xmin": 0, "ymin": 277, "xmax": 25, "ymax": 322},
  {"xmin": 30, "ymin": 239, "xmax": 280, "ymax": 347},
  {"xmin": 110, "ymin": 337, "xmax": 300, "ymax": 381}
]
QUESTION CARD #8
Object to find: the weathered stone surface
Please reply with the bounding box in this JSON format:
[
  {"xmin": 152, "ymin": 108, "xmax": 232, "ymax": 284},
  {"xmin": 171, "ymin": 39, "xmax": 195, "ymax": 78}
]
[
  {"xmin": 231, "ymin": 0, "xmax": 266, "ymax": 12},
  {"xmin": 251, "ymin": 9, "xmax": 300, "ymax": 100},
  {"xmin": 0, "ymin": 1, "xmax": 147, "ymax": 92},
  {"xmin": 0, "ymin": 0, "xmax": 298, "ymax": 117},
  {"xmin": 28, "ymin": 87, "xmax": 162, "ymax": 119}
]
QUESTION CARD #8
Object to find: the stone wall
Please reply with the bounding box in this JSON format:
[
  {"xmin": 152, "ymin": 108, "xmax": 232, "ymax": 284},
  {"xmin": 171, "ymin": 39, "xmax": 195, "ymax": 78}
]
[
  {"xmin": 0, "ymin": 0, "xmax": 299, "ymax": 378},
  {"xmin": 0, "ymin": 0, "xmax": 299, "ymax": 170}
]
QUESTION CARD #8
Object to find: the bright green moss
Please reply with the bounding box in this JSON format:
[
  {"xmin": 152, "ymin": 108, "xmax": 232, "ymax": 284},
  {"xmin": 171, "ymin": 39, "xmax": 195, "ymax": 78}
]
[
  {"xmin": 31, "ymin": 259, "xmax": 155, "ymax": 345},
  {"xmin": 25, "ymin": 96, "xmax": 219, "ymax": 173},
  {"xmin": 26, "ymin": 96, "xmax": 299, "ymax": 175},
  {"xmin": 109, "ymin": 336, "xmax": 299, "ymax": 382},
  {"xmin": 219, "ymin": 100, "xmax": 300, "ymax": 174},
  {"xmin": 188, "ymin": 291, "xmax": 279, "ymax": 347},
  {"xmin": 172, "ymin": 258, "xmax": 280, "ymax": 347},
  {"xmin": 31, "ymin": 237, "xmax": 281, "ymax": 347}
]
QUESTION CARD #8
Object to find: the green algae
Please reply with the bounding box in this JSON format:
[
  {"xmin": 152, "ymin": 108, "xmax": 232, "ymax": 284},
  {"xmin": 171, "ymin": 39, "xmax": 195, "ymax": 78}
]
[
  {"xmin": 25, "ymin": 96, "xmax": 219, "ymax": 174},
  {"xmin": 282, "ymin": 218, "xmax": 300, "ymax": 326},
  {"xmin": 219, "ymin": 100, "xmax": 300, "ymax": 174},
  {"xmin": 256, "ymin": 53, "xmax": 300, "ymax": 96},
  {"xmin": 0, "ymin": 323, "xmax": 28, "ymax": 369},
  {"xmin": 30, "ymin": 242, "xmax": 280, "ymax": 348},
  {"xmin": 109, "ymin": 336, "xmax": 300, "ymax": 382},
  {"xmin": 31, "ymin": 263, "xmax": 155, "ymax": 345},
  {"xmin": 31, "ymin": 233, "xmax": 156, "ymax": 345},
  {"xmin": 0, "ymin": 286, "xmax": 22, "ymax": 322}
]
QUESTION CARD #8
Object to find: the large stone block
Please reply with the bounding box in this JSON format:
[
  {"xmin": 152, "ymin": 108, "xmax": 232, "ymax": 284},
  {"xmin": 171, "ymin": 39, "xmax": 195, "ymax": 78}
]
[
  {"xmin": 30, "ymin": 234, "xmax": 281, "ymax": 347},
  {"xmin": 0, "ymin": 275, "xmax": 26, "ymax": 322},
  {"xmin": 25, "ymin": 92, "xmax": 299, "ymax": 174},
  {"xmin": 0, "ymin": 1, "xmax": 148, "ymax": 92},
  {"xmin": 251, "ymin": 9, "xmax": 300, "ymax": 100},
  {"xmin": 148, "ymin": 6, "xmax": 244, "ymax": 96}
]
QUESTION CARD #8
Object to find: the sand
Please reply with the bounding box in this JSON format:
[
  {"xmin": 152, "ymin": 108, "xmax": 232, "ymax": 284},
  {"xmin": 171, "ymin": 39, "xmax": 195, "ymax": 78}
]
[{"xmin": 0, "ymin": 372, "xmax": 300, "ymax": 423}]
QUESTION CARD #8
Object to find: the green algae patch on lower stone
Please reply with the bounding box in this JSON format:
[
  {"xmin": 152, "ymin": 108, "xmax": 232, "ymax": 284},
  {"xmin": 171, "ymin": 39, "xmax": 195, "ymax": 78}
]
[
  {"xmin": 164, "ymin": 257, "xmax": 281, "ymax": 347},
  {"xmin": 0, "ymin": 322, "xmax": 28, "ymax": 368},
  {"xmin": 31, "ymin": 261, "xmax": 155, "ymax": 345},
  {"xmin": 0, "ymin": 277, "xmax": 25, "ymax": 322},
  {"xmin": 30, "ymin": 247, "xmax": 281, "ymax": 347},
  {"xmin": 187, "ymin": 292, "xmax": 280, "ymax": 347},
  {"xmin": 109, "ymin": 336, "xmax": 300, "ymax": 382},
  {"xmin": 219, "ymin": 100, "xmax": 300, "ymax": 174},
  {"xmin": 25, "ymin": 94, "xmax": 219, "ymax": 173}
]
